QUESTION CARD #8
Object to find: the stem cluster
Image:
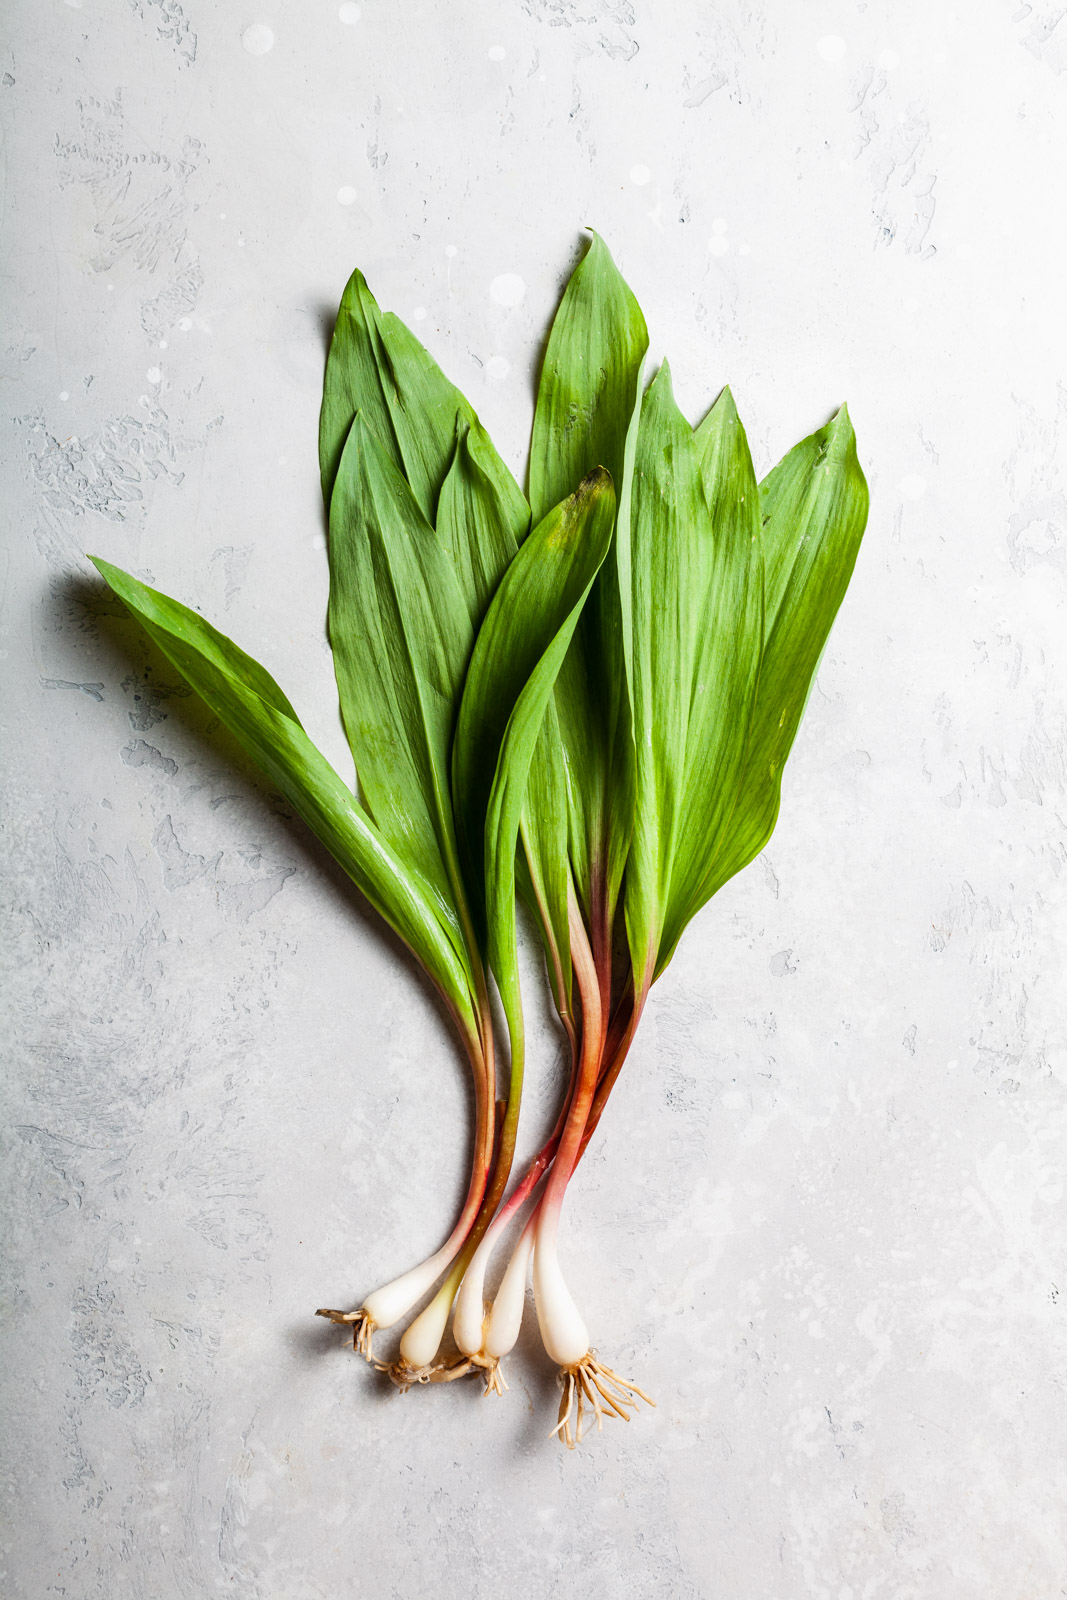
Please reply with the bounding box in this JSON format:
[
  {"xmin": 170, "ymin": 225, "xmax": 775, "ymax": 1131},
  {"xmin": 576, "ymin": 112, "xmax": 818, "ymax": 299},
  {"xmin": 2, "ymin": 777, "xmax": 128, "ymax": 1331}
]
[{"xmin": 320, "ymin": 892, "xmax": 652, "ymax": 1448}]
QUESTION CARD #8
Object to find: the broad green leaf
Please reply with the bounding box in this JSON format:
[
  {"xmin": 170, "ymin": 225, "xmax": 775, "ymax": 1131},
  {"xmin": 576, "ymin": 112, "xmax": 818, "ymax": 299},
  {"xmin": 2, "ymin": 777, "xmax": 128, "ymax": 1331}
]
[
  {"xmin": 529, "ymin": 234, "xmax": 647, "ymax": 523},
  {"xmin": 327, "ymin": 416, "xmax": 481, "ymax": 971},
  {"xmin": 656, "ymin": 404, "xmax": 869, "ymax": 970},
  {"xmin": 88, "ymin": 557, "xmax": 478, "ymax": 1031},
  {"xmin": 526, "ymin": 233, "xmax": 648, "ymax": 976},
  {"xmin": 319, "ymin": 269, "xmax": 526, "ymax": 539},
  {"xmin": 624, "ymin": 367, "xmax": 763, "ymax": 989},
  {"xmin": 453, "ymin": 470, "xmax": 616, "ymax": 1062}
]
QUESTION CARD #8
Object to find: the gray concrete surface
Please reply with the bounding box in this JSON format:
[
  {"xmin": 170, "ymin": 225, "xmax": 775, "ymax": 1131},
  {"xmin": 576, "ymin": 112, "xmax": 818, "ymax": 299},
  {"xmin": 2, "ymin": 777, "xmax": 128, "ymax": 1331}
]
[{"xmin": 3, "ymin": 2, "xmax": 1066, "ymax": 1596}]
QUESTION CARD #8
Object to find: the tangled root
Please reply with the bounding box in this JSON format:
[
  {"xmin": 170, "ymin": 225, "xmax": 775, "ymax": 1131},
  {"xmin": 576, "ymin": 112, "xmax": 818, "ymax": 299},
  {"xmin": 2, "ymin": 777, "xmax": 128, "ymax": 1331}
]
[
  {"xmin": 552, "ymin": 1354, "xmax": 655, "ymax": 1449},
  {"xmin": 315, "ymin": 1307, "xmax": 376, "ymax": 1362},
  {"xmin": 315, "ymin": 1315, "xmax": 509, "ymax": 1401},
  {"xmin": 385, "ymin": 1352, "xmax": 508, "ymax": 1396},
  {"xmin": 384, "ymin": 1356, "xmax": 458, "ymax": 1390}
]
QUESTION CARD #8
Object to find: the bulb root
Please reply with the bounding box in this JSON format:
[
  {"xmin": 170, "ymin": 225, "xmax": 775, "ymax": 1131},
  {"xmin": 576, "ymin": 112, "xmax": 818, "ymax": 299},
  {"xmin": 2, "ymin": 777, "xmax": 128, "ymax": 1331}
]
[
  {"xmin": 384, "ymin": 1356, "xmax": 458, "ymax": 1390},
  {"xmin": 475, "ymin": 1354, "xmax": 508, "ymax": 1397},
  {"xmin": 316, "ymin": 1307, "xmax": 376, "ymax": 1362},
  {"xmin": 552, "ymin": 1354, "xmax": 655, "ymax": 1449},
  {"xmin": 462, "ymin": 1352, "xmax": 507, "ymax": 1396},
  {"xmin": 383, "ymin": 1351, "xmax": 508, "ymax": 1396}
]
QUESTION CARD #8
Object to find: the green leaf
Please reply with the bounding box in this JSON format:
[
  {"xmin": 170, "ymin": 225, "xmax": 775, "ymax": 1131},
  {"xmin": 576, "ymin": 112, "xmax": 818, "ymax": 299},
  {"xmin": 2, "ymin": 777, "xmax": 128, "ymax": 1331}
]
[
  {"xmin": 435, "ymin": 420, "xmax": 530, "ymax": 634},
  {"xmin": 624, "ymin": 368, "xmax": 764, "ymax": 988},
  {"xmin": 319, "ymin": 269, "xmax": 525, "ymax": 537},
  {"xmin": 88, "ymin": 557, "xmax": 478, "ymax": 1031},
  {"xmin": 526, "ymin": 233, "xmax": 648, "ymax": 973},
  {"xmin": 658, "ymin": 404, "xmax": 869, "ymax": 969},
  {"xmin": 320, "ymin": 279, "xmax": 530, "ymax": 966},
  {"xmin": 529, "ymin": 234, "xmax": 648, "ymax": 524},
  {"xmin": 453, "ymin": 470, "xmax": 616, "ymax": 1058},
  {"xmin": 327, "ymin": 416, "xmax": 483, "ymax": 971}
]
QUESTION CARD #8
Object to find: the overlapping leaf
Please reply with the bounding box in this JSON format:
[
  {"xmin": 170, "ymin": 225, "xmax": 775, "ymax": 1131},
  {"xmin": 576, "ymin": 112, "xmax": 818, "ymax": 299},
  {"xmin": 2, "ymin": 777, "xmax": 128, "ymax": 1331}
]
[
  {"xmin": 525, "ymin": 233, "xmax": 648, "ymax": 990},
  {"xmin": 624, "ymin": 369, "xmax": 764, "ymax": 989},
  {"xmin": 321, "ymin": 274, "xmax": 529, "ymax": 970},
  {"xmin": 327, "ymin": 416, "xmax": 481, "ymax": 967},
  {"xmin": 453, "ymin": 470, "xmax": 616, "ymax": 1073},
  {"xmin": 319, "ymin": 267, "xmax": 526, "ymax": 540}
]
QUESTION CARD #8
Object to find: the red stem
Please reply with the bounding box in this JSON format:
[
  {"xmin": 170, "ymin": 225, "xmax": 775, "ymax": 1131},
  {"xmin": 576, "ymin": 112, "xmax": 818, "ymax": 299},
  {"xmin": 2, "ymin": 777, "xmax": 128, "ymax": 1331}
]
[
  {"xmin": 427, "ymin": 995, "xmax": 498, "ymax": 1259},
  {"xmin": 540, "ymin": 896, "xmax": 604, "ymax": 1215}
]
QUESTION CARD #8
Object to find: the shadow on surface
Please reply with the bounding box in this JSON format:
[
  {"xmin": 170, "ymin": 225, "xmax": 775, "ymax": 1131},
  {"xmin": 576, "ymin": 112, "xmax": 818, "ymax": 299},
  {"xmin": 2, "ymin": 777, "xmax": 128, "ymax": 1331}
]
[{"xmin": 54, "ymin": 568, "xmax": 480, "ymax": 1232}]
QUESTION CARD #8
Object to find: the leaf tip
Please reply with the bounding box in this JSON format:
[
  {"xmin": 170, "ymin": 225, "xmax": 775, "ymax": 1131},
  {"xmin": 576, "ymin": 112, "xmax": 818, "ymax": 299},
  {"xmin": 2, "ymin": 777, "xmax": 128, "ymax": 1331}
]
[
  {"xmin": 650, "ymin": 357, "xmax": 674, "ymax": 397},
  {"xmin": 829, "ymin": 402, "xmax": 858, "ymax": 442},
  {"xmin": 713, "ymin": 383, "xmax": 741, "ymax": 425},
  {"xmin": 577, "ymin": 462, "xmax": 614, "ymax": 498}
]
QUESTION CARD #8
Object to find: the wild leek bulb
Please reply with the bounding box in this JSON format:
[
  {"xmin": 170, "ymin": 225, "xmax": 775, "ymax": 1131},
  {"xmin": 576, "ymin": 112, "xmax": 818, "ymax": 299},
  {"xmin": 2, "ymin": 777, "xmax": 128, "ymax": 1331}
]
[{"xmin": 90, "ymin": 233, "xmax": 868, "ymax": 1448}]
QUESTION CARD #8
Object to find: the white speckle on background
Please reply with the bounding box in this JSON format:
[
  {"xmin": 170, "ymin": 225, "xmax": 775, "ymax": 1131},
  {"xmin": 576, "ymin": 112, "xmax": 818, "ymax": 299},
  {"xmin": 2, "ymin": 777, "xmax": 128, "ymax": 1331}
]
[
  {"xmin": 59, "ymin": 391, "xmax": 70, "ymax": 402},
  {"xmin": 412, "ymin": 306, "xmax": 427, "ymax": 321},
  {"xmin": 630, "ymin": 163, "xmax": 651, "ymax": 185},
  {"xmin": 900, "ymin": 473, "xmax": 927, "ymax": 500},
  {"xmin": 178, "ymin": 317, "xmax": 192, "ymax": 331},
  {"xmin": 242, "ymin": 24, "xmax": 274, "ymax": 56},
  {"xmin": 879, "ymin": 49, "xmax": 901, "ymax": 70},
  {"xmin": 146, "ymin": 367, "xmax": 162, "ymax": 384},
  {"xmin": 488, "ymin": 45, "xmax": 506, "ymax": 62},
  {"xmin": 336, "ymin": 186, "xmax": 356, "ymax": 206},
  {"xmin": 818, "ymin": 34, "xmax": 847, "ymax": 62},
  {"xmin": 338, "ymin": 2, "xmax": 360, "ymax": 20},
  {"xmin": 444, "ymin": 244, "xmax": 457, "ymax": 259},
  {"xmin": 158, "ymin": 340, "xmax": 168, "ymax": 350},
  {"xmin": 489, "ymin": 273, "xmax": 525, "ymax": 308},
  {"xmin": 486, "ymin": 355, "xmax": 510, "ymax": 380}
]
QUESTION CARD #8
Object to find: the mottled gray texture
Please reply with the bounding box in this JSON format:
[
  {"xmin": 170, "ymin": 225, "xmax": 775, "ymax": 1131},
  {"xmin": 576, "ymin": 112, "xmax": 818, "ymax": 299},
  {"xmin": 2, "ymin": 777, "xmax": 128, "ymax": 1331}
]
[{"xmin": 2, "ymin": 2, "xmax": 1066, "ymax": 1596}]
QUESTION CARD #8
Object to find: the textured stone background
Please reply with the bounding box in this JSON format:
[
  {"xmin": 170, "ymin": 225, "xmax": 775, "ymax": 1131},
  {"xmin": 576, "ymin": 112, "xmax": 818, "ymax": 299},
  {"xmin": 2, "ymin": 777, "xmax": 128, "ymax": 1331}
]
[{"xmin": 3, "ymin": 2, "xmax": 1066, "ymax": 1596}]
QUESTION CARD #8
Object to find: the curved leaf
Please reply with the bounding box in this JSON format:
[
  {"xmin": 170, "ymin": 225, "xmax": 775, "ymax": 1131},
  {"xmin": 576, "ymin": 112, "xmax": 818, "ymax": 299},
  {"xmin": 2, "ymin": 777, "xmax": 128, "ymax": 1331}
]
[
  {"xmin": 656, "ymin": 404, "xmax": 869, "ymax": 970},
  {"xmin": 88, "ymin": 557, "xmax": 478, "ymax": 1030}
]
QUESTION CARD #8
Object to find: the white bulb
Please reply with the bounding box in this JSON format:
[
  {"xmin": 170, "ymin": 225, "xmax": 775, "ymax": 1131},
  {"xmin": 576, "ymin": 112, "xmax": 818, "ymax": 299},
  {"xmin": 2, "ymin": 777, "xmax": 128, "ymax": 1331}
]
[{"xmin": 485, "ymin": 1225, "xmax": 536, "ymax": 1358}]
